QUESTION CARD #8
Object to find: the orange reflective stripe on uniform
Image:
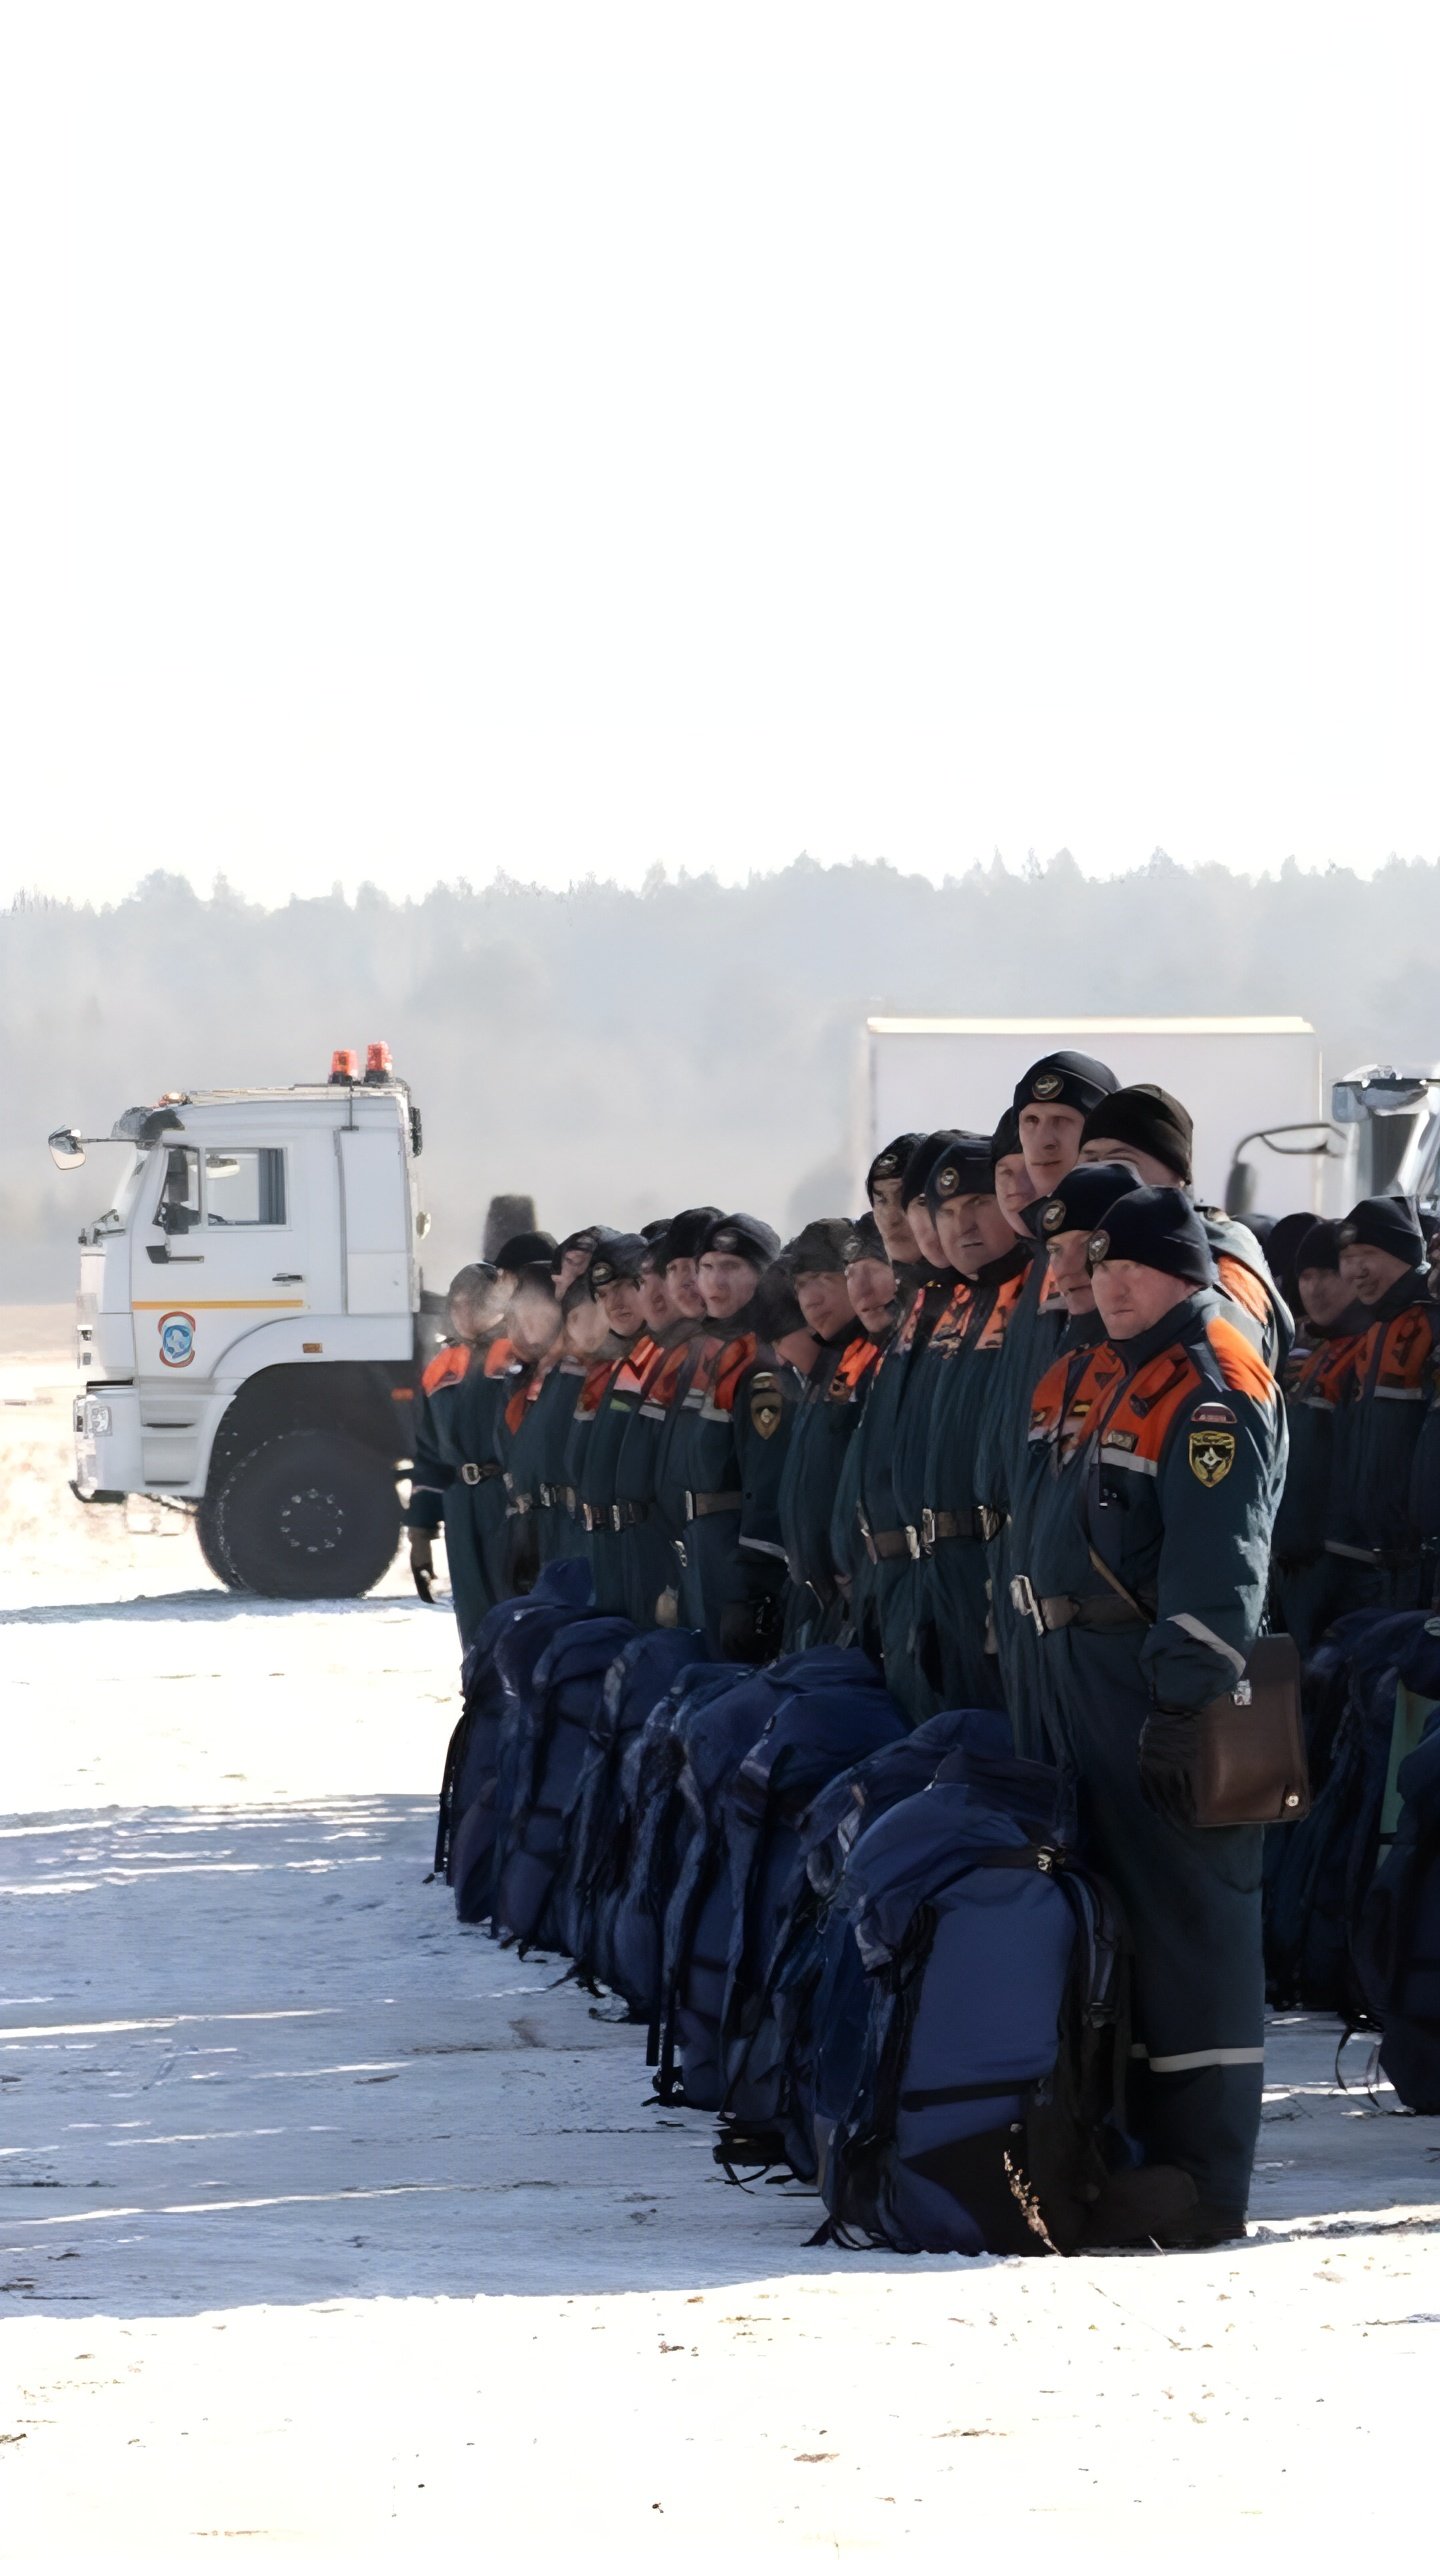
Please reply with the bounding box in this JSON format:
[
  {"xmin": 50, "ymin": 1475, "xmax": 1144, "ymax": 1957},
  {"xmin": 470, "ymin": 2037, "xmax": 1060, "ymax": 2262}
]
[{"xmin": 701, "ymin": 1331, "xmax": 760, "ymax": 1421}]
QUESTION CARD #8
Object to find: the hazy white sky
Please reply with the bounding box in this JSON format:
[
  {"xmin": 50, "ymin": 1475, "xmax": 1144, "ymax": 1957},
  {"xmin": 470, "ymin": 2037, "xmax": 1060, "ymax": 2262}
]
[{"xmin": 2, "ymin": 2, "xmax": 1436, "ymax": 907}]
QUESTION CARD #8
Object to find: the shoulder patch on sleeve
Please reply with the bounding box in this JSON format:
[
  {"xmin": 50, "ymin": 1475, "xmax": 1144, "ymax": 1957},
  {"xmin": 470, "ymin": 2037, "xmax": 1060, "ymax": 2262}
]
[
  {"xmin": 748, "ymin": 1370, "xmax": 784, "ymax": 1439},
  {"xmin": 1188, "ymin": 1426, "xmax": 1236, "ymax": 1487}
]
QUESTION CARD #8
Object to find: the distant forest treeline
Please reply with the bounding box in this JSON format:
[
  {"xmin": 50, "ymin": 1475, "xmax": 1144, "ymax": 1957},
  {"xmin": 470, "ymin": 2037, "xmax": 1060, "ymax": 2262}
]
[{"xmin": 4, "ymin": 855, "xmax": 1439, "ymax": 1304}]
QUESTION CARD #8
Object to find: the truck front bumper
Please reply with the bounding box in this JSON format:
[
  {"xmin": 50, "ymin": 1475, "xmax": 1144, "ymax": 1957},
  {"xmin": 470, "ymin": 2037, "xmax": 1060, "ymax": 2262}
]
[{"xmin": 72, "ymin": 1385, "xmax": 143, "ymax": 1500}]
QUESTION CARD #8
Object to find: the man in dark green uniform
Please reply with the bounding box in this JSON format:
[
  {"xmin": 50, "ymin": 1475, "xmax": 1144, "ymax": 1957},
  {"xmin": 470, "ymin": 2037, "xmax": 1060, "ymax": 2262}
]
[
  {"xmin": 567, "ymin": 1233, "xmax": 652, "ymax": 1614},
  {"xmin": 776, "ymin": 1220, "xmax": 878, "ymax": 1648},
  {"xmin": 1326, "ymin": 1195, "xmax": 1440, "ymax": 1614},
  {"xmin": 1023, "ymin": 1185, "xmax": 1286, "ymax": 2242},
  {"xmin": 846, "ymin": 1132, "xmax": 962, "ymax": 1685},
  {"xmin": 657, "ymin": 1213, "xmax": 793, "ymax": 1658},
  {"xmin": 976, "ymin": 1053, "xmax": 1119, "ymax": 1755},
  {"xmin": 610, "ymin": 1208, "xmax": 722, "ymax": 1628},
  {"xmin": 912, "ymin": 1134, "xmax": 1035, "ymax": 1714},
  {"xmin": 1271, "ymin": 1218, "xmax": 1366, "ymax": 1649}
]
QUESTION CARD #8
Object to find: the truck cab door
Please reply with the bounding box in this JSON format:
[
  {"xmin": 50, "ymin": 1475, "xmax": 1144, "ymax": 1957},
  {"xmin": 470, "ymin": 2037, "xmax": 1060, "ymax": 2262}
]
[
  {"xmin": 337, "ymin": 1122, "xmax": 413, "ymax": 1315},
  {"xmin": 132, "ymin": 1136, "xmax": 336, "ymax": 1387}
]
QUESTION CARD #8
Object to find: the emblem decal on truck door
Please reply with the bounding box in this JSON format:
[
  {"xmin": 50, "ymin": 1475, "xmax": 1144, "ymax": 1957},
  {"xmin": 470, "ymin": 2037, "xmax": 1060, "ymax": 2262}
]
[{"xmin": 158, "ymin": 1312, "xmax": 196, "ymax": 1368}]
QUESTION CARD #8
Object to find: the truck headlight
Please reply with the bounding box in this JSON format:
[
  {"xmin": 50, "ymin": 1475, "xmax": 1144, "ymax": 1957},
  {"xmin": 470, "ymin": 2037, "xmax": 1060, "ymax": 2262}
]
[{"xmin": 87, "ymin": 1402, "xmax": 112, "ymax": 1437}]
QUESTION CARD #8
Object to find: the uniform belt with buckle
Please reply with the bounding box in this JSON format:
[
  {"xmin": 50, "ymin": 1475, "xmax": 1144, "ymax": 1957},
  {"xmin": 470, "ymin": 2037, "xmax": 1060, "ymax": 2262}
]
[
  {"xmin": 459, "ymin": 1460, "xmax": 502, "ymax": 1487},
  {"xmin": 1009, "ymin": 1573, "xmax": 1147, "ymax": 1635},
  {"xmin": 919, "ymin": 1507, "xmax": 983, "ymax": 1552},
  {"xmin": 1324, "ymin": 1538, "xmax": 1421, "ymax": 1570},
  {"xmin": 683, "ymin": 1489, "xmax": 744, "ymax": 1522},
  {"xmin": 508, "ymin": 1493, "xmax": 534, "ymax": 1516},
  {"xmin": 610, "ymin": 1500, "xmax": 649, "ymax": 1529},
  {"xmin": 858, "ymin": 1509, "xmax": 911, "ymax": 1564}
]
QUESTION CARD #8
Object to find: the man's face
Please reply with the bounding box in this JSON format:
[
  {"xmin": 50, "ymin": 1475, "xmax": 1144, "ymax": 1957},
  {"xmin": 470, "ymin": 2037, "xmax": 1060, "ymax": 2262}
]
[
  {"xmin": 1338, "ymin": 1242, "xmax": 1413, "ymax": 1308},
  {"xmin": 1297, "ymin": 1264, "xmax": 1350, "ymax": 1331},
  {"xmin": 564, "ymin": 1295, "xmax": 611, "ymax": 1360},
  {"xmin": 637, "ymin": 1263, "xmax": 672, "ymax": 1333},
  {"xmin": 1045, "ymin": 1228, "xmax": 1096, "ymax": 1317},
  {"xmin": 1018, "ymin": 1103, "xmax": 1086, "ymax": 1197},
  {"xmin": 793, "ymin": 1269, "xmax": 853, "ymax": 1339},
  {"xmin": 847, "ymin": 1255, "xmax": 898, "ymax": 1333},
  {"xmin": 1091, "ymin": 1258, "xmax": 1197, "ymax": 1341},
  {"xmin": 906, "ymin": 1198, "xmax": 945, "ymax": 1267},
  {"xmin": 595, "ymin": 1273, "xmax": 645, "ymax": 1337},
  {"xmin": 1079, "ymin": 1134, "xmax": 1180, "ymax": 1189},
  {"xmin": 507, "ymin": 1286, "xmax": 561, "ymax": 1361},
  {"xmin": 665, "ymin": 1255, "xmax": 706, "ymax": 1321},
  {"xmin": 869, "ymin": 1176, "xmax": 913, "ymax": 1259},
  {"xmin": 697, "ymin": 1250, "xmax": 760, "ymax": 1322},
  {"xmin": 994, "ymin": 1151, "xmax": 1038, "ymax": 1240},
  {"xmin": 447, "ymin": 1291, "xmax": 484, "ymax": 1344},
  {"xmin": 935, "ymin": 1192, "xmax": 1012, "ymax": 1278}
]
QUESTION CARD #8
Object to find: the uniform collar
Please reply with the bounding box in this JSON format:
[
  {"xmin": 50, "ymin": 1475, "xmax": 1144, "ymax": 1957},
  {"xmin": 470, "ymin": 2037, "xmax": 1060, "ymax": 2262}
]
[
  {"xmin": 1305, "ymin": 1301, "xmax": 1368, "ymax": 1343},
  {"xmin": 1114, "ymin": 1283, "xmax": 1216, "ymax": 1373},
  {"xmin": 814, "ymin": 1313, "xmax": 866, "ymax": 1355},
  {"xmin": 1061, "ymin": 1307, "xmax": 1108, "ymax": 1351},
  {"xmin": 975, "ymin": 1240, "xmax": 1031, "ymax": 1288}
]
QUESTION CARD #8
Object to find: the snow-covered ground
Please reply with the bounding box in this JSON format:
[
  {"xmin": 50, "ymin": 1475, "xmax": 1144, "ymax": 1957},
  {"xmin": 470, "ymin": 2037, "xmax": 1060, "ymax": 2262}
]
[{"xmin": 2, "ymin": 1341, "xmax": 1437, "ymax": 2553}]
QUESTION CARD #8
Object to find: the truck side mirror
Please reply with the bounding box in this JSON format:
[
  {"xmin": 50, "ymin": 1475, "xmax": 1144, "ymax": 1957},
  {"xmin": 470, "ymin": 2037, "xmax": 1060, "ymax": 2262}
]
[
  {"xmin": 1224, "ymin": 1159, "xmax": 1257, "ymax": 1219},
  {"xmin": 48, "ymin": 1127, "xmax": 86, "ymax": 1170}
]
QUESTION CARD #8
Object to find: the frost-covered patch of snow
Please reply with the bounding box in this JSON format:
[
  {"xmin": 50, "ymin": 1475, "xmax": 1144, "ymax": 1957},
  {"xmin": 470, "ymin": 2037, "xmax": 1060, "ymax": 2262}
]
[{"xmin": 1, "ymin": 1356, "xmax": 1437, "ymax": 2550}]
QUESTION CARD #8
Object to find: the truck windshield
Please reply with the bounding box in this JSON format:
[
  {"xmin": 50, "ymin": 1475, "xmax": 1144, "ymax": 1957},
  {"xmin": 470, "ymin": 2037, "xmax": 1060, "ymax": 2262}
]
[{"xmin": 83, "ymin": 1151, "xmax": 152, "ymax": 1240}]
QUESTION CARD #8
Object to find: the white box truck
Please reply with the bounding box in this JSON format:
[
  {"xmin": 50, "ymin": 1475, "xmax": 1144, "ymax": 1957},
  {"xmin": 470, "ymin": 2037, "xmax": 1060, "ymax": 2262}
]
[
  {"xmin": 50, "ymin": 1044, "xmax": 430, "ymax": 1598},
  {"xmin": 858, "ymin": 1016, "xmax": 1331, "ymax": 1218}
]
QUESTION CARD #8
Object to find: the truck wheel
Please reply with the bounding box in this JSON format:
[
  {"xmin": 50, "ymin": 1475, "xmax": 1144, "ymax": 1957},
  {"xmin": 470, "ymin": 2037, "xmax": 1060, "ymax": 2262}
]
[
  {"xmin": 213, "ymin": 1430, "xmax": 401, "ymax": 1600},
  {"xmin": 196, "ymin": 1491, "xmax": 247, "ymax": 1590}
]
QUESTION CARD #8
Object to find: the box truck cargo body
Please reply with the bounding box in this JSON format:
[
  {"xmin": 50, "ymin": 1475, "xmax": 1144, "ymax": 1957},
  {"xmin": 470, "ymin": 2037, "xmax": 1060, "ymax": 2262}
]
[{"xmin": 859, "ymin": 1017, "xmax": 1326, "ymax": 1219}]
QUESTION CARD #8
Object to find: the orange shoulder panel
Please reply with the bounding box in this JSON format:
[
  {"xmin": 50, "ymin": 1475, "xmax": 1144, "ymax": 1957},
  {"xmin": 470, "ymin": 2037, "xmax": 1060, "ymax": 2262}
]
[
  {"xmin": 421, "ymin": 1342, "xmax": 470, "ymax": 1395},
  {"xmin": 1027, "ymin": 1351, "xmax": 1072, "ymax": 1439},
  {"xmin": 643, "ymin": 1342, "xmax": 692, "ymax": 1411},
  {"xmin": 1375, "ymin": 1304, "xmax": 1440, "ymax": 1394},
  {"xmin": 973, "ymin": 1271, "xmax": 1027, "ymax": 1355},
  {"xmin": 929, "ymin": 1282, "xmax": 973, "ymax": 1353},
  {"xmin": 1215, "ymin": 1254, "xmax": 1272, "ymax": 1333},
  {"xmin": 483, "ymin": 1334, "xmax": 516, "ymax": 1380},
  {"xmin": 577, "ymin": 1358, "xmax": 617, "ymax": 1415},
  {"xmin": 710, "ymin": 1332, "xmax": 760, "ymax": 1415},
  {"xmin": 1205, "ymin": 1313, "xmax": 1279, "ymax": 1406},
  {"xmin": 830, "ymin": 1331, "xmax": 876, "ymax": 1392}
]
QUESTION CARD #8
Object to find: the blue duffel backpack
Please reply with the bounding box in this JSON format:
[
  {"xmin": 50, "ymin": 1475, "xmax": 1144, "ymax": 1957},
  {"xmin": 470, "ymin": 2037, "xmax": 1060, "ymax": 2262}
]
[
  {"xmin": 816, "ymin": 1735, "xmax": 1131, "ymax": 2257},
  {"xmin": 490, "ymin": 1613, "xmax": 635, "ymax": 1953},
  {"xmin": 606, "ymin": 1661, "xmax": 744, "ymax": 2025},
  {"xmin": 712, "ymin": 1649, "xmax": 908, "ymax": 2154},
  {"xmin": 547, "ymin": 1628, "xmax": 708, "ymax": 1984},
  {"xmin": 441, "ymin": 1560, "xmax": 595, "ymax": 1925},
  {"xmin": 749, "ymin": 1709, "xmax": 1013, "ymax": 2187}
]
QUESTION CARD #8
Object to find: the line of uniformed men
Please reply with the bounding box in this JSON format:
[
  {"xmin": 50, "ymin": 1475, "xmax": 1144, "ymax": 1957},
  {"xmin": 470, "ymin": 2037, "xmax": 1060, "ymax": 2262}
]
[{"xmin": 409, "ymin": 1048, "xmax": 1440, "ymax": 2241}]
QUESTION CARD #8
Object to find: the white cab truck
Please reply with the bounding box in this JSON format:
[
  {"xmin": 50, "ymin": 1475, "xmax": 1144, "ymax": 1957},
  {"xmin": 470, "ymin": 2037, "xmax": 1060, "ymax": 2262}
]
[{"xmin": 50, "ymin": 1045, "xmax": 430, "ymax": 1597}]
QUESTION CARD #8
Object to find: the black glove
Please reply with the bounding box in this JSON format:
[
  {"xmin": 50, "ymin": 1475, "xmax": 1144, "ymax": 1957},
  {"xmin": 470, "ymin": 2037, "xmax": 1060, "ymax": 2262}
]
[
  {"xmin": 408, "ymin": 1526, "xmax": 437, "ymax": 1604},
  {"xmin": 1138, "ymin": 1703, "xmax": 1202, "ymax": 1824},
  {"xmin": 718, "ymin": 1593, "xmax": 782, "ymax": 1663}
]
